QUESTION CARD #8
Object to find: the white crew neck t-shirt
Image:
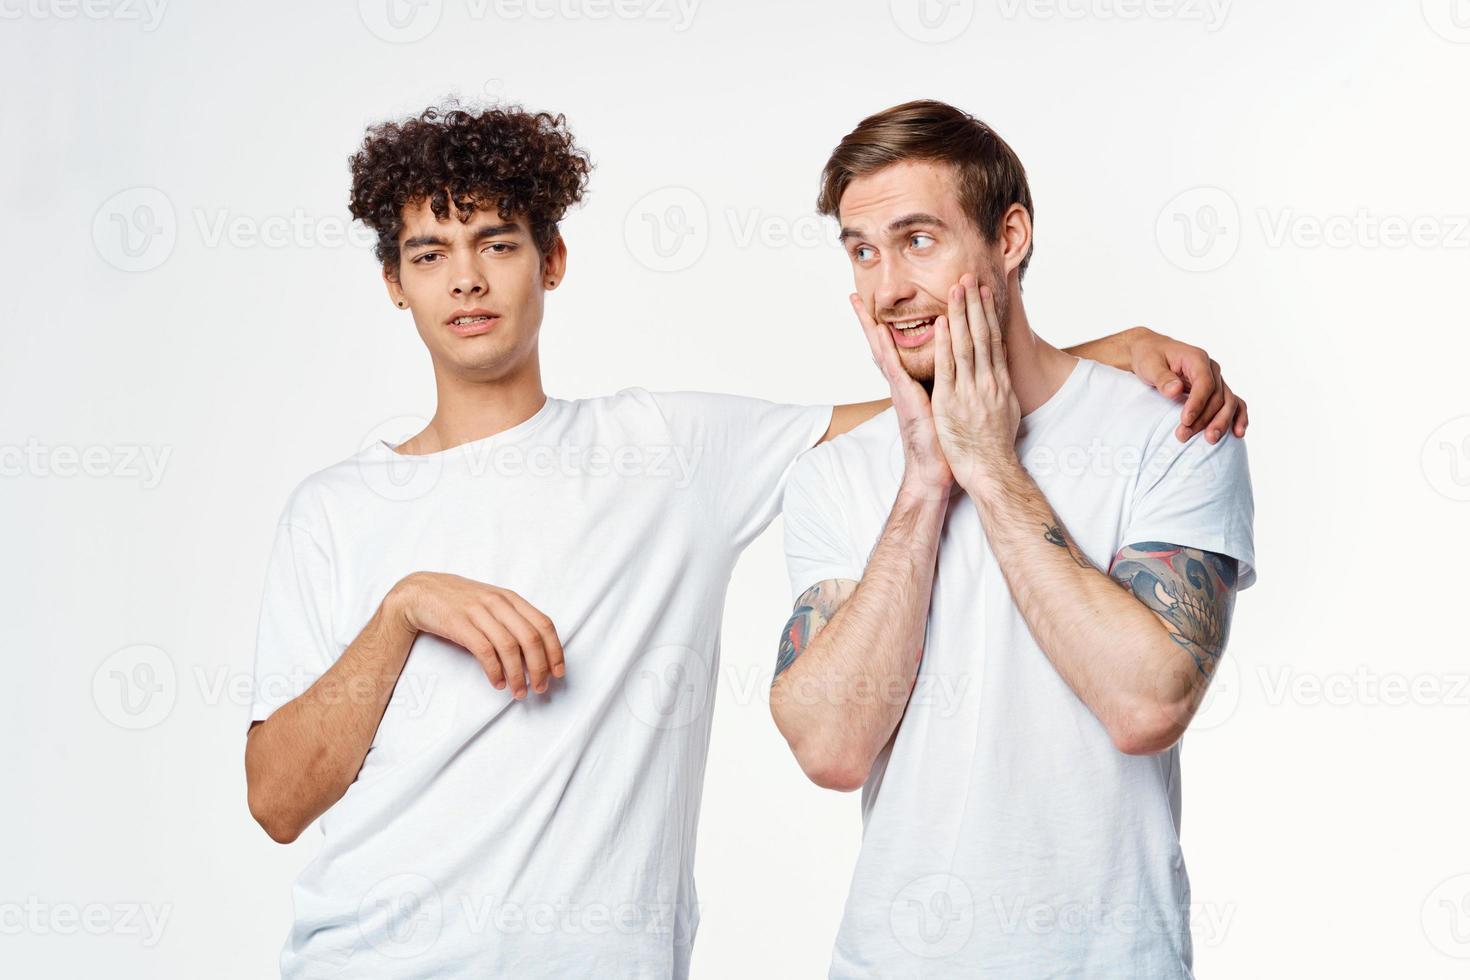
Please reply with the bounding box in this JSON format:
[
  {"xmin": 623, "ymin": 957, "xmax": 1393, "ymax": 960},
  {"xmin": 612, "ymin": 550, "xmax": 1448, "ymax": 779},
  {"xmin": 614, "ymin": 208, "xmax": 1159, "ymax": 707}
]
[
  {"xmin": 250, "ymin": 388, "xmax": 831, "ymax": 979},
  {"xmin": 782, "ymin": 359, "xmax": 1256, "ymax": 979}
]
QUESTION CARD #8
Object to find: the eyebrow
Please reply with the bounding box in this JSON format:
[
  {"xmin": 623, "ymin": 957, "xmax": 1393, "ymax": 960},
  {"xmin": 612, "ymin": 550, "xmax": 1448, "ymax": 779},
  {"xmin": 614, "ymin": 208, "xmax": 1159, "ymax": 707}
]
[
  {"xmin": 837, "ymin": 212, "xmax": 948, "ymax": 243},
  {"xmin": 402, "ymin": 221, "xmax": 522, "ymax": 251}
]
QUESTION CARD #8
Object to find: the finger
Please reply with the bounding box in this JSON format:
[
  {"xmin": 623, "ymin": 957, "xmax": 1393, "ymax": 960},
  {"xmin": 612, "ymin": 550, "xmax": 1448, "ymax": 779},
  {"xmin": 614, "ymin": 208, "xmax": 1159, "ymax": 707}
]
[
  {"xmin": 1234, "ymin": 398, "xmax": 1249, "ymax": 438},
  {"xmin": 963, "ymin": 275, "xmax": 991, "ymax": 374},
  {"xmin": 1197, "ymin": 360, "xmax": 1226, "ymax": 438},
  {"xmin": 932, "ymin": 314, "xmax": 956, "ymax": 392},
  {"xmin": 489, "ymin": 595, "xmax": 551, "ymax": 693},
  {"xmin": 1182, "ymin": 363, "xmax": 1225, "ymax": 441},
  {"xmin": 502, "ymin": 593, "xmax": 565, "ymax": 679},
  {"xmin": 947, "ymin": 283, "xmax": 975, "ymax": 383},
  {"xmin": 471, "ymin": 605, "xmax": 527, "ymax": 698},
  {"xmin": 979, "ymin": 283, "xmax": 1008, "ymax": 386},
  {"xmin": 1177, "ymin": 348, "xmax": 1214, "ymax": 430},
  {"xmin": 1136, "ymin": 348, "xmax": 1184, "ymax": 399},
  {"xmin": 852, "ymin": 294, "xmax": 901, "ymax": 381},
  {"xmin": 1204, "ymin": 388, "xmax": 1238, "ymax": 444},
  {"xmin": 459, "ymin": 609, "xmax": 508, "ymax": 690}
]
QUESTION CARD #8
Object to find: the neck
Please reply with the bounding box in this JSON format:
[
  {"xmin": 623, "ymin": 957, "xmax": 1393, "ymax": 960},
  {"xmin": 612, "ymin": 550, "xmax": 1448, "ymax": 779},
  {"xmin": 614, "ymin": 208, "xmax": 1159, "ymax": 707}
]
[
  {"xmin": 397, "ymin": 349, "xmax": 547, "ymax": 455},
  {"xmin": 999, "ymin": 290, "xmax": 1077, "ymax": 416}
]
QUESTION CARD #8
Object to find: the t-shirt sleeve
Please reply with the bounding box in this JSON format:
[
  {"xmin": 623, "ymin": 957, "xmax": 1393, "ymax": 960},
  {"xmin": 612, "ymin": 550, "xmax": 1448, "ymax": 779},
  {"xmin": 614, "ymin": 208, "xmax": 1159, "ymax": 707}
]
[
  {"xmin": 782, "ymin": 449, "xmax": 863, "ymax": 602},
  {"xmin": 645, "ymin": 390, "xmax": 834, "ymax": 547},
  {"xmin": 249, "ymin": 515, "xmax": 342, "ymax": 724},
  {"xmin": 1119, "ymin": 415, "xmax": 1257, "ymax": 590}
]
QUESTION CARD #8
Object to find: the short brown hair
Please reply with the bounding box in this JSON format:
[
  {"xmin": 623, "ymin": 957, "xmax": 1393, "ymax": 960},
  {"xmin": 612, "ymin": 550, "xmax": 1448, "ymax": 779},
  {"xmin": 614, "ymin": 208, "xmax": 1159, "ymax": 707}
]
[
  {"xmin": 817, "ymin": 100, "xmax": 1034, "ymax": 280},
  {"xmin": 348, "ymin": 101, "xmax": 592, "ymax": 272}
]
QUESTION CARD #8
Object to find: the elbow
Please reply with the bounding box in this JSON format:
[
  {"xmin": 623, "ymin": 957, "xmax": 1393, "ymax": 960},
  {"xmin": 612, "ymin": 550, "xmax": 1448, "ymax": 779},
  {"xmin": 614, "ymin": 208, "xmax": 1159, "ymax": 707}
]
[
  {"xmin": 781, "ymin": 726, "xmax": 871, "ymax": 792},
  {"xmin": 805, "ymin": 760, "xmax": 870, "ymax": 793},
  {"xmin": 798, "ymin": 748, "xmax": 871, "ymax": 792},
  {"xmin": 770, "ymin": 684, "xmax": 872, "ymax": 792},
  {"xmin": 248, "ymin": 786, "xmax": 305, "ymax": 844},
  {"xmin": 245, "ymin": 738, "xmax": 306, "ymax": 844},
  {"xmin": 1107, "ymin": 697, "xmax": 1188, "ymax": 757}
]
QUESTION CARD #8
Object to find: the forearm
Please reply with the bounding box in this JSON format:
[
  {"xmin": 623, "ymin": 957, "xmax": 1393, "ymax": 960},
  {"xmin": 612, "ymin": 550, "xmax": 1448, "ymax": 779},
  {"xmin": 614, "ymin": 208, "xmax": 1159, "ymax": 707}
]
[
  {"xmin": 772, "ymin": 484, "xmax": 947, "ymax": 790},
  {"xmin": 1062, "ymin": 326, "xmax": 1143, "ymax": 372},
  {"xmin": 245, "ymin": 587, "xmax": 418, "ymax": 842},
  {"xmin": 966, "ymin": 459, "xmax": 1183, "ymax": 751}
]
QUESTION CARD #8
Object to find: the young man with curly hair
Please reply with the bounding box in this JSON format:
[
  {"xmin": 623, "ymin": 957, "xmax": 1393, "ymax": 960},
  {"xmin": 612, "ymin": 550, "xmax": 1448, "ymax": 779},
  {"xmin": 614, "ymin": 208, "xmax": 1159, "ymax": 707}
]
[{"xmin": 243, "ymin": 102, "xmax": 1247, "ymax": 977}]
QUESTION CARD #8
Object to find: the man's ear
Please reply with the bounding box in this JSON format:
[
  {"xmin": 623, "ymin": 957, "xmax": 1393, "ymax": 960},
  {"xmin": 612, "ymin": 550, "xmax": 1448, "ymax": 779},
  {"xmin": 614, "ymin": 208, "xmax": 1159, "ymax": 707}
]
[
  {"xmin": 998, "ymin": 204, "xmax": 1033, "ymax": 278},
  {"xmin": 382, "ymin": 264, "xmax": 407, "ymax": 308},
  {"xmin": 543, "ymin": 235, "xmax": 568, "ymax": 290}
]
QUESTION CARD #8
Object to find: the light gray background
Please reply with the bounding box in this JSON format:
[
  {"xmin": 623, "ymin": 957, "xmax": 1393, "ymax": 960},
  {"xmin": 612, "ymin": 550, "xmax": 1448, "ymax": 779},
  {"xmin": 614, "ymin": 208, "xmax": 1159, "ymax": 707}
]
[{"xmin": 3, "ymin": 0, "xmax": 1468, "ymax": 976}]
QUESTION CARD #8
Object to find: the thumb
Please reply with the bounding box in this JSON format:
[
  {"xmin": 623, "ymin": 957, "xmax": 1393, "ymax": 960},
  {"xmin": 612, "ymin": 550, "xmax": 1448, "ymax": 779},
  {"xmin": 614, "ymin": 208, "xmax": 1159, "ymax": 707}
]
[{"xmin": 1137, "ymin": 350, "xmax": 1184, "ymax": 398}]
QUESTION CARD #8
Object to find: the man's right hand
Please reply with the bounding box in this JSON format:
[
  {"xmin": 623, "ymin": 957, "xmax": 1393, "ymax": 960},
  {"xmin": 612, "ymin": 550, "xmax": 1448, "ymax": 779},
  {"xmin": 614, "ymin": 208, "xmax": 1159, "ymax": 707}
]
[
  {"xmin": 851, "ymin": 293, "xmax": 953, "ymax": 500},
  {"xmin": 390, "ymin": 573, "xmax": 565, "ymax": 699}
]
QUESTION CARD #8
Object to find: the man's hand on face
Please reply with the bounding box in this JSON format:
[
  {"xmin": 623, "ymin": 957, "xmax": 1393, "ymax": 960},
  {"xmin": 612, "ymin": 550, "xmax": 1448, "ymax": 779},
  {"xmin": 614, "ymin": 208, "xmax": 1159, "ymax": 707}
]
[
  {"xmin": 850, "ymin": 293, "xmax": 953, "ymax": 501},
  {"xmin": 929, "ymin": 275, "xmax": 1022, "ymax": 496}
]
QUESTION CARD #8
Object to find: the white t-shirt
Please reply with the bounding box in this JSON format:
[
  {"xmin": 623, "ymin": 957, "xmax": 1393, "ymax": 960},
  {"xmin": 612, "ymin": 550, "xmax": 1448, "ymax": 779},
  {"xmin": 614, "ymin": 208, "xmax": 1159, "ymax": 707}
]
[
  {"xmin": 250, "ymin": 388, "xmax": 831, "ymax": 979},
  {"xmin": 782, "ymin": 359, "xmax": 1256, "ymax": 979}
]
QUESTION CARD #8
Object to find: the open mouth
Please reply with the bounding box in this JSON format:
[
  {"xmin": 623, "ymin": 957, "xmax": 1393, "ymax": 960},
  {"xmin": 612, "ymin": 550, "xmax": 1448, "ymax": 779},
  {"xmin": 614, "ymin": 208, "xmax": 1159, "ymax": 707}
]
[
  {"xmin": 887, "ymin": 316, "xmax": 937, "ymax": 349},
  {"xmin": 446, "ymin": 312, "xmax": 499, "ymax": 336}
]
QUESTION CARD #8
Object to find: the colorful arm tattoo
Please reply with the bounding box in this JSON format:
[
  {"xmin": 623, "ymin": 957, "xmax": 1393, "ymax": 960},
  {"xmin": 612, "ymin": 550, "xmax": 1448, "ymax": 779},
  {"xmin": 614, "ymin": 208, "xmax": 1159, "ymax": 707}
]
[
  {"xmin": 773, "ymin": 579, "xmax": 857, "ymax": 682},
  {"xmin": 1108, "ymin": 541, "xmax": 1239, "ymax": 679}
]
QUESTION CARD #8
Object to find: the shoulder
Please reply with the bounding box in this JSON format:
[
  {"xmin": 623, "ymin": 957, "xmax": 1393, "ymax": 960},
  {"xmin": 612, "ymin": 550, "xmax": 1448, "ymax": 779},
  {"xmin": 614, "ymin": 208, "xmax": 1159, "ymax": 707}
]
[
  {"xmin": 1064, "ymin": 360, "xmax": 1217, "ymax": 457},
  {"xmin": 786, "ymin": 407, "xmax": 897, "ymax": 497}
]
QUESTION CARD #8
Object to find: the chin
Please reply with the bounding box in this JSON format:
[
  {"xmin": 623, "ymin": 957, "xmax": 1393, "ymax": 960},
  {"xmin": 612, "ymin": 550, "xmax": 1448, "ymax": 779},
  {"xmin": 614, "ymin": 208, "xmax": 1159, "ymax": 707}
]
[{"xmin": 897, "ymin": 351, "xmax": 935, "ymax": 390}]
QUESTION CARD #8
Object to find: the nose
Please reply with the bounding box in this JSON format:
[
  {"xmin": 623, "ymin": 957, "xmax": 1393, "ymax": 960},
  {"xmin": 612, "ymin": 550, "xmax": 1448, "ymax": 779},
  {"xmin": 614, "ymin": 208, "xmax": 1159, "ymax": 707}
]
[
  {"xmin": 873, "ymin": 257, "xmax": 915, "ymax": 314},
  {"xmin": 448, "ymin": 249, "xmax": 488, "ymax": 299}
]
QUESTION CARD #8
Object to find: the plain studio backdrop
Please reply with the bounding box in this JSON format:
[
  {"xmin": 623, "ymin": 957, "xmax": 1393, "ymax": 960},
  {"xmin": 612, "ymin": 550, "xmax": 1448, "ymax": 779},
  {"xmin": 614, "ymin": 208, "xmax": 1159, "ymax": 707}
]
[{"xmin": 2, "ymin": 1, "xmax": 1467, "ymax": 976}]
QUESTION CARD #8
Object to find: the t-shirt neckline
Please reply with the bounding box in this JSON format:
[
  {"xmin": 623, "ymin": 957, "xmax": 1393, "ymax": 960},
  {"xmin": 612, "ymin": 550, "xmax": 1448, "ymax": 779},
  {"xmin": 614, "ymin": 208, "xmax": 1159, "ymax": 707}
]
[
  {"xmin": 374, "ymin": 395, "xmax": 561, "ymax": 462},
  {"xmin": 1019, "ymin": 355, "xmax": 1091, "ymax": 433}
]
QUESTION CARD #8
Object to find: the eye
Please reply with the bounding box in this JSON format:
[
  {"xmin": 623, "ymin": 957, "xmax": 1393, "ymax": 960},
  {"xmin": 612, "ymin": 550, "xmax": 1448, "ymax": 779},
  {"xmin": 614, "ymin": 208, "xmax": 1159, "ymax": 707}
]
[
  {"xmin": 412, "ymin": 252, "xmax": 442, "ymax": 265},
  {"xmin": 853, "ymin": 244, "xmax": 876, "ymax": 263},
  {"xmin": 908, "ymin": 233, "xmax": 935, "ymax": 250},
  {"xmin": 484, "ymin": 242, "xmax": 516, "ymax": 254}
]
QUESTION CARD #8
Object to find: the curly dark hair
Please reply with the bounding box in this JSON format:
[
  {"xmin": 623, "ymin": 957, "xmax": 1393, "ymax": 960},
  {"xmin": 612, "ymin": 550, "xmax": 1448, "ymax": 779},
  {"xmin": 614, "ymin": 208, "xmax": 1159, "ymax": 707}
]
[{"xmin": 348, "ymin": 101, "xmax": 591, "ymax": 272}]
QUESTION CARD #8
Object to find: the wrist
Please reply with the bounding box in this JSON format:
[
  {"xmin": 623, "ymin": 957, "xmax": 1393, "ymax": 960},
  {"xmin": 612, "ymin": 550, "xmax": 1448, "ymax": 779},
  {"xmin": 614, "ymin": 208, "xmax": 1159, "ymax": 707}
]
[
  {"xmin": 1122, "ymin": 324, "xmax": 1154, "ymax": 361},
  {"xmin": 962, "ymin": 453, "xmax": 1024, "ymax": 504},
  {"xmin": 383, "ymin": 574, "xmax": 423, "ymax": 636},
  {"xmin": 896, "ymin": 474, "xmax": 955, "ymax": 511}
]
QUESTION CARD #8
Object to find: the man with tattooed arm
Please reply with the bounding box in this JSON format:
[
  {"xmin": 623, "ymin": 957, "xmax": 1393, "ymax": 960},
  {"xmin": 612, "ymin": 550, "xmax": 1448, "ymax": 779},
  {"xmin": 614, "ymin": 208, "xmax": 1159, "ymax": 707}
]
[{"xmin": 771, "ymin": 100, "xmax": 1256, "ymax": 978}]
